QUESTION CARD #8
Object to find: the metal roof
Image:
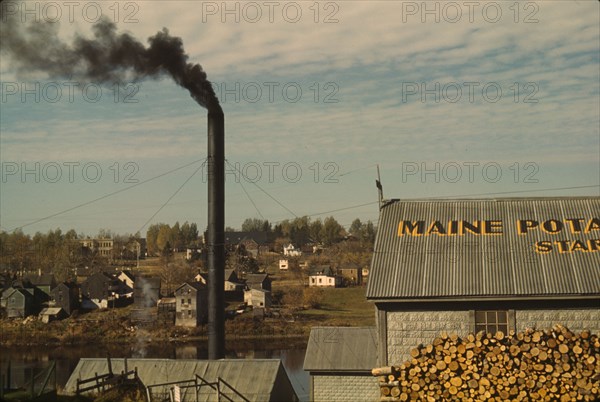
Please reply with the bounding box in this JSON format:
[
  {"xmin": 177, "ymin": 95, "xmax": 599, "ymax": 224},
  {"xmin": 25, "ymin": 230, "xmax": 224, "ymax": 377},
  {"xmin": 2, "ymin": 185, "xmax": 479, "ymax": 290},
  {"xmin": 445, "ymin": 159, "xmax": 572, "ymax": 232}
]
[
  {"xmin": 303, "ymin": 327, "xmax": 378, "ymax": 372},
  {"xmin": 64, "ymin": 358, "xmax": 297, "ymax": 402},
  {"xmin": 366, "ymin": 197, "xmax": 600, "ymax": 300}
]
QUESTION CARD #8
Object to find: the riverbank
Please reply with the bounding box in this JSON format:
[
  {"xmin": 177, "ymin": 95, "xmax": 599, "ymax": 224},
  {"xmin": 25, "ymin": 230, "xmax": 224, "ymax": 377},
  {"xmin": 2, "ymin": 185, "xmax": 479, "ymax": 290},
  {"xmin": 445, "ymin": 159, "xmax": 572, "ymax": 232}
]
[{"xmin": 0, "ymin": 287, "xmax": 374, "ymax": 347}]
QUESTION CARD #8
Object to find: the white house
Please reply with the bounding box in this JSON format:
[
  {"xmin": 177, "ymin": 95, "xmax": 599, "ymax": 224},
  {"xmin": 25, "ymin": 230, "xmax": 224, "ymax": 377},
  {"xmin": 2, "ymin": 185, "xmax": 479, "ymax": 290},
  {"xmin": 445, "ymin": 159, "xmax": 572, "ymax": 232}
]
[
  {"xmin": 283, "ymin": 243, "xmax": 302, "ymax": 257},
  {"xmin": 279, "ymin": 259, "xmax": 289, "ymax": 270},
  {"xmin": 309, "ymin": 266, "xmax": 342, "ymax": 288}
]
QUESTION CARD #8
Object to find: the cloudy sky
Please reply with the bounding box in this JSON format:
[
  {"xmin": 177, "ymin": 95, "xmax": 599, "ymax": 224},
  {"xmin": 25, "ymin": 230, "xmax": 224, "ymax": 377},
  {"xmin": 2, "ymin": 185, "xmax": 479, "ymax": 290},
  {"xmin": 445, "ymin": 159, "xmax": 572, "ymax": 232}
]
[{"xmin": 1, "ymin": 0, "xmax": 599, "ymax": 236}]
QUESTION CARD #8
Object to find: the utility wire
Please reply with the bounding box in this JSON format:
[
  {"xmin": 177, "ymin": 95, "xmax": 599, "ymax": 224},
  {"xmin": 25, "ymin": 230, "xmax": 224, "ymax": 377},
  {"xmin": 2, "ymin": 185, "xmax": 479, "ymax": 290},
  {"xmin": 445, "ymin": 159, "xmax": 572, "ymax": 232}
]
[
  {"xmin": 8, "ymin": 158, "xmax": 206, "ymax": 233},
  {"xmin": 225, "ymin": 159, "xmax": 297, "ymax": 218},
  {"xmin": 137, "ymin": 161, "xmax": 205, "ymax": 233},
  {"xmin": 236, "ymin": 174, "xmax": 265, "ymax": 220}
]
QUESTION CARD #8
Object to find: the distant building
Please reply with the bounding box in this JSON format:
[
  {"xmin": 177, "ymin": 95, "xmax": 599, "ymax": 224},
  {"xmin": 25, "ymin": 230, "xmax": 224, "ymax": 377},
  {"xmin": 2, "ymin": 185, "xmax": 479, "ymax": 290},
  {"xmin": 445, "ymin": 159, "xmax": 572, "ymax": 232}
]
[
  {"xmin": 361, "ymin": 267, "xmax": 369, "ymax": 283},
  {"xmin": 125, "ymin": 238, "xmax": 146, "ymax": 259},
  {"xmin": 304, "ymin": 327, "xmax": 379, "ymax": 402},
  {"xmin": 186, "ymin": 248, "xmax": 201, "ymax": 260},
  {"xmin": 224, "ymin": 231, "xmax": 270, "ymax": 257},
  {"xmin": 80, "ymin": 272, "xmax": 121, "ymax": 309},
  {"xmin": 308, "ymin": 266, "xmax": 342, "ymax": 288},
  {"xmin": 245, "ymin": 273, "xmax": 272, "ymax": 292},
  {"xmin": 26, "ymin": 273, "xmax": 56, "ymax": 298},
  {"xmin": 283, "ymin": 243, "xmax": 302, "ymax": 257},
  {"xmin": 244, "ymin": 288, "xmax": 272, "ymax": 309},
  {"xmin": 51, "ymin": 282, "xmax": 79, "ymax": 315},
  {"xmin": 224, "ymin": 269, "xmax": 244, "ymax": 292},
  {"xmin": 4, "ymin": 287, "xmax": 37, "ymax": 318},
  {"xmin": 279, "ymin": 259, "xmax": 289, "ymax": 270},
  {"xmin": 175, "ymin": 282, "xmax": 207, "ymax": 327},
  {"xmin": 338, "ymin": 264, "xmax": 363, "ymax": 286},
  {"xmin": 79, "ymin": 238, "xmax": 114, "ymax": 258},
  {"xmin": 116, "ymin": 270, "xmax": 135, "ymax": 297}
]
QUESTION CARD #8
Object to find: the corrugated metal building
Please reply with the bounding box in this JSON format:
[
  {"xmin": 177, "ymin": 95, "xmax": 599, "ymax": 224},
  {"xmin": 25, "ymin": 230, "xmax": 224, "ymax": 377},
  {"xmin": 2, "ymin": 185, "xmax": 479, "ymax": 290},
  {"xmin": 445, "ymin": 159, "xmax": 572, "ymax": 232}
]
[
  {"xmin": 64, "ymin": 358, "xmax": 298, "ymax": 402},
  {"xmin": 303, "ymin": 327, "xmax": 379, "ymax": 402},
  {"xmin": 366, "ymin": 197, "xmax": 600, "ymax": 365}
]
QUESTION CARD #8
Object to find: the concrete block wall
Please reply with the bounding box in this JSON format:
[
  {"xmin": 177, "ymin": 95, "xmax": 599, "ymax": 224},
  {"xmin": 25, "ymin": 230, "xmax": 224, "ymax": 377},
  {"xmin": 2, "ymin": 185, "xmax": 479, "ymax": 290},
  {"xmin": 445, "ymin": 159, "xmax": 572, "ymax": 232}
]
[
  {"xmin": 385, "ymin": 308, "xmax": 600, "ymax": 365},
  {"xmin": 516, "ymin": 309, "xmax": 600, "ymax": 334},
  {"xmin": 386, "ymin": 311, "xmax": 471, "ymax": 364},
  {"xmin": 312, "ymin": 374, "xmax": 379, "ymax": 402}
]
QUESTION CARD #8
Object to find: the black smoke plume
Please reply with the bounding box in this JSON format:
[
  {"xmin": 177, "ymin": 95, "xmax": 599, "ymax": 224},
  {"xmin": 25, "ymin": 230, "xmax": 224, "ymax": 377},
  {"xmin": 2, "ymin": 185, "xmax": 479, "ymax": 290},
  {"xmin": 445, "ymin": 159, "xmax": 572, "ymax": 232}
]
[{"xmin": 0, "ymin": 1, "xmax": 221, "ymax": 112}]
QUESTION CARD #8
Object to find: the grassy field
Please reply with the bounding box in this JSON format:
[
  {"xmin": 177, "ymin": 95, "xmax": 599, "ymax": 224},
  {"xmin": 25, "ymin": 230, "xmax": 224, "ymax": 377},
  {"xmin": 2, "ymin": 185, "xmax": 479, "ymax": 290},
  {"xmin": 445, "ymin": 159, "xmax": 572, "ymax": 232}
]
[{"xmin": 298, "ymin": 287, "xmax": 375, "ymax": 327}]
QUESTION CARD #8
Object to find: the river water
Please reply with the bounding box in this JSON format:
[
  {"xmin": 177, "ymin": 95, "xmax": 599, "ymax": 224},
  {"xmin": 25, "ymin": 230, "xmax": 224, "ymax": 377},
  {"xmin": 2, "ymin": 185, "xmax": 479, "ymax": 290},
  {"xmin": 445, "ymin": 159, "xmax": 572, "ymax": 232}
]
[{"xmin": 0, "ymin": 341, "xmax": 309, "ymax": 401}]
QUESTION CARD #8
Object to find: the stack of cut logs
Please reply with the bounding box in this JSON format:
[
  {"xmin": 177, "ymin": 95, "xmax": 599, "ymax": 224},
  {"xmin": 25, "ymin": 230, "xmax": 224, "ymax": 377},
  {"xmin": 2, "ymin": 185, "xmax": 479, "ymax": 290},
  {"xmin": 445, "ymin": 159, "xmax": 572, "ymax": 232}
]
[{"xmin": 373, "ymin": 325, "xmax": 599, "ymax": 401}]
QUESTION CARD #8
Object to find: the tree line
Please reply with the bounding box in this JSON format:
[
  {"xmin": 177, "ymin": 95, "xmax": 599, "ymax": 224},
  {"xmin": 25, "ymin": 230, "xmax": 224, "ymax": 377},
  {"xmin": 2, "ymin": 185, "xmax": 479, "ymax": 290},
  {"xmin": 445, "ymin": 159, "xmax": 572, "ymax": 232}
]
[
  {"xmin": 145, "ymin": 221, "xmax": 199, "ymax": 256},
  {"xmin": 237, "ymin": 216, "xmax": 376, "ymax": 246}
]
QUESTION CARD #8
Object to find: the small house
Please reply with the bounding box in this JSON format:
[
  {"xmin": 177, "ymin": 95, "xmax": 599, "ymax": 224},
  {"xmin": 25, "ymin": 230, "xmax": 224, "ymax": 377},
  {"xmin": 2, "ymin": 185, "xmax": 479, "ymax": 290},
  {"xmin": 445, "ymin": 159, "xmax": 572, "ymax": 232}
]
[
  {"xmin": 51, "ymin": 282, "xmax": 79, "ymax": 315},
  {"xmin": 283, "ymin": 243, "xmax": 301, "ymax": 257},
  {"xmin": 245, "ymin": 273, "xmax": 271, "ymax": 292},
  {"xmin": 175, "ymin": 282, "xmax": 207, "ymax": 327},
  {"xmin": 279, "ymin": 259, "xmax": 289, "ymax": 271},
  {"xmin": 338, "ymin": 264, "xmax": 363, "ymax": 286},
  {"xmin": 5, "ymin": 287, "xmax": 38, "ymax": 318},
  {"xmin": 26, "ymin": 273, "xmax": 56, "ymax": 298},
  {"xmin": 224, "ymin": 269, "xmax": 244, "ymax": 291},
  {"xmin": 80, "ymin": 272, "xmax": 121, "ymax": 309},
  {"xmin": 244, "ymin": 288, "xmax": 272, "ymax": 309},
  {"xmin": 116, "ymin": 270, "xmax": 135, "ymax": 297},
  {"xmin": 308, "ymin": 266, "xmax": 342, "ymax": 288},
  {"xmin": 304, "ymin": 327, "xmax": 379, "ymax": 402}
]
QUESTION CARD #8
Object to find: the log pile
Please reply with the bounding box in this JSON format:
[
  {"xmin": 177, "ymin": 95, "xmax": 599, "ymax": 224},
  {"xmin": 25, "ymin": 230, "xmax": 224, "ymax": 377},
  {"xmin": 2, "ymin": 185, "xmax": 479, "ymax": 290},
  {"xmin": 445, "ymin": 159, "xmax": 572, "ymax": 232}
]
[{"xmin": 373, "ymin": 325, "xmax": 599, "ymax": 401}]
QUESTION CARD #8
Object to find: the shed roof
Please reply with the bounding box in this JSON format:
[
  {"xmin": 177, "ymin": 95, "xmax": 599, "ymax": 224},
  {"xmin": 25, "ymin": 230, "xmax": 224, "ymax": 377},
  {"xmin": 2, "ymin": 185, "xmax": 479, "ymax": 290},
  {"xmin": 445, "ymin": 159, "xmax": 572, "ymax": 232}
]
[
  {"xmin": 303, "ymin": 327, "xmax": 378, "ymax": 372},
  {"xmin": 40, "ymin": 307, "xmax": 64, "ymax": 315},
  {"xmin": 366, "ymin": 197, "xmax": 600, "ymax": 301},
  {"xmin": 64, "ymin": 358, "xmax": 297, "ymax": 401}
]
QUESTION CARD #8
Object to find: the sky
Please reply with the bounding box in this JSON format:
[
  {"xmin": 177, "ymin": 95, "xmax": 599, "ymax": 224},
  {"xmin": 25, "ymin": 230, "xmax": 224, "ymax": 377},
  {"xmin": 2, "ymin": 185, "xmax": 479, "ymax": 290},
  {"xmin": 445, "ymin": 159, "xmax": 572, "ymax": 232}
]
[{"xmin": 1, "ymin": 0, "xmax": 599, "ymax": 237}]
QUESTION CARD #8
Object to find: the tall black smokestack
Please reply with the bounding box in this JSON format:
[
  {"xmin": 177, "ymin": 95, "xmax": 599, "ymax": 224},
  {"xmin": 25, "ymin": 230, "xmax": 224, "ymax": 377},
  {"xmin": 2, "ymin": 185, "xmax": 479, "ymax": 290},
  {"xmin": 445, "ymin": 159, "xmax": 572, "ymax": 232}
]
[
  {"xmin": 1, "ymin": 2, "xmax": 226, "ymax": 358},
  {"xmin": 207, "ymin": 111, "xmax": 225, "ymax": 359}
]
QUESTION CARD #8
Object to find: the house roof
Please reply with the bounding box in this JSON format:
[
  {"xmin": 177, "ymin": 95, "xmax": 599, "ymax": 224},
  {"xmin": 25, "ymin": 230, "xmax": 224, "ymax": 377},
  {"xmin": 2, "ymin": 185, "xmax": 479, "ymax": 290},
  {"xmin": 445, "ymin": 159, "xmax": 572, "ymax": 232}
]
[
  {"xmin": 303, "ymin": 327, "xmax": 378, "ymax": 372},
  {"xmin": 309, "ymin": 265, "xmax": 335, "ymax": 276},
  {"xmin": 245, "ymin": 273, "xmax": 269, "ymax": 284},
  {"xmin": 224, "ymin": 269, "xmax": 238, "ymax": 282},
  {"xmin": 118, "ymin": 270, "xmax": 136, "ymax": 281},
  {"xmin": 176, "ymin": 281, "xmax": 206, "ymax": 292},
  {"xmin": 40, "ymin": 307, "xmax": 64, "ymax": 315},
  {"xmin": 64, "ymin": 358, "xmax": 297, "ymax": 401},
  {"xmin": 366, "ymin": 197, "xmax": 600, "ymax": 301}
]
